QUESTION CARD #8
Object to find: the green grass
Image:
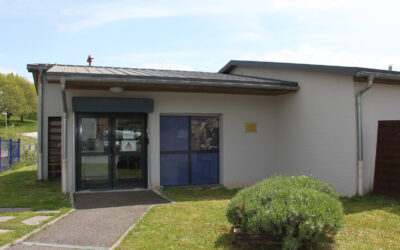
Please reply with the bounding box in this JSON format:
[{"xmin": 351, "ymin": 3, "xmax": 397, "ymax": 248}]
[
  {"xmin": 0, "ymin": 118, "xmax": 37, "ymax": 140},
  {"xmin": 0, "ymin": 162, "xmax": 71, "ymax": 247},
  {"xmin": 0, "ymin": 162, "xmax": 70, "ymax": 210},
  {"xmin": 0, "ymin": 208, "xmax": 70, "ymax": 247},
  {"xmin": 117, "ymin": 188, "xmax": 400, "ymax": 250}
]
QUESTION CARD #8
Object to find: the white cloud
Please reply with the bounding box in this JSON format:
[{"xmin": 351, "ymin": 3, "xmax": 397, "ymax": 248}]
[
  {"xmin": 57, "ymin": 0, "xmax": 400, "ymax": 31},
  {"xmin": 241, "ymin": 45, "xmax": 399, "ymax": 70},
  {"xmin": 0, "ymin": 66, "xmax": 17, "ymax": 75}
]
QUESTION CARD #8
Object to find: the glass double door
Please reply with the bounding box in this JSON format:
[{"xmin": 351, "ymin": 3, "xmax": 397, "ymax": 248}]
[{"xmin": 77, "ymin": 113, "xmax": 147, "ymax": 190}]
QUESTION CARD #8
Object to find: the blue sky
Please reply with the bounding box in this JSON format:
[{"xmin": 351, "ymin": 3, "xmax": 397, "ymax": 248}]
[{"xmin": 1, "ymin": 0, "xmax": 399, "ymax": 81}]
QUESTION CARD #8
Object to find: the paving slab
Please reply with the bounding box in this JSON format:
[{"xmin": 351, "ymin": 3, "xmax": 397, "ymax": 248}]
[
  {"xmin": 34, "ymin": 210, "xmax": 60, "ymax": 214},
  {"xmin": 0, "ymin": 216, "xmax": 15, "ymax": 222},
  {"xmin": 0, "ymin": 208, "xmax": 30, "ymax": 213},
  {"xmin": 23, "ymin": 132, "xmax": 38, "ymax": 139},
  {"xmin": 22, "ymin": 216, "xmax": 53, "ymax": 226},
  {"xmin": 8, "ymin": 243, "xmax": 72, "ymax": 250},
  {"xmin": 0, "ymin": 229, "xmax": 13, "ymax": 234}
]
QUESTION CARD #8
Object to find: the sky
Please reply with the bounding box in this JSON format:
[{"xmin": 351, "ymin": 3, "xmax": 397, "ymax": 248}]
[{"xmin": 0, "ymin": 0, "xmax": 399, "ymax": 81}]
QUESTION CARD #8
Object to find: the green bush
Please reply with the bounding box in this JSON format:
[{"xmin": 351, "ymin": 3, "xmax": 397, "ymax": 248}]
[{"xmin": 227, "ymin": 176, "xmax": 344, "ymax": 249}]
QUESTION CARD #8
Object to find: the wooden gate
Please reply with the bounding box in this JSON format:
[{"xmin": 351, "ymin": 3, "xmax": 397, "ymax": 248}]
[{"xmin": 373, "ymin": 120, "xmax": 400, "ymax": 197}]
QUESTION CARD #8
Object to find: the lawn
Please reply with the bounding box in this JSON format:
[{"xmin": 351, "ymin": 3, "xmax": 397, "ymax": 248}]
[
  {"xmin": 0, "ymin": 117, "xmax": 37, "ymax": 132},
  {"xmin": 117, "ymin": 187, "xmax": 400, "ymax": 249},
  {"xmin": 0, "ymin": 117, "xmax": 37, "ymax": 142},
  {"xmin": 0, "ymin": 162, "xmax": 70, "ymax": 247}
]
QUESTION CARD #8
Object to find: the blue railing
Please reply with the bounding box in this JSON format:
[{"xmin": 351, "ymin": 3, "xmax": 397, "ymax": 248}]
[{"xmin": 0, "ymin": 138, "xmax": 20, "ymax": 173}]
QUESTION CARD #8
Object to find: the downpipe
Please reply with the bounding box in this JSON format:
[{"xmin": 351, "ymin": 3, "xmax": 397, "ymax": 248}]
[
  {"xmin": 355, "ymin": 74, "xmax": 374, "ymax": 196},
  {"xmin": 61, "ymin": 78, "xmax": 68, "ymax": 194},
  {"xmin": 37, "ymin": 69, "xmax": 44, "ymax": 181}
]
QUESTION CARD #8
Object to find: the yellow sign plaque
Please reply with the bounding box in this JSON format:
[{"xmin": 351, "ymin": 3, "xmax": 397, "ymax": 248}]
[{"xmin": 245, "ymin": 122, "xmax": 257, "ymax": 133}]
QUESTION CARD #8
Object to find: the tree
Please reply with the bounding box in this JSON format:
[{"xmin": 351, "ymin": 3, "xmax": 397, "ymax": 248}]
[{"xmin": 0, "ymin": 73, "xmax": 37, "ymax": 122}]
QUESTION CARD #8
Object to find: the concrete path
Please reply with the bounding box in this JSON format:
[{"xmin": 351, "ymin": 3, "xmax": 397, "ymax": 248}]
[
  {"xmin": 22, "ymin": 132, "xmax": 37, "ymax": 139},
  {"xmin": 8, "ymin": 190, "xmax": 169, "ymax": 250}
]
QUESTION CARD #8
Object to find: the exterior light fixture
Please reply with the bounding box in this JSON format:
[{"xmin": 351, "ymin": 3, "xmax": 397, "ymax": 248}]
[{"xmin": 109, "ymin": 87, "xmax": 124, "ymax": 93}]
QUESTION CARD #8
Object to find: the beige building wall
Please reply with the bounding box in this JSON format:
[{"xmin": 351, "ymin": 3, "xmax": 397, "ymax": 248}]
[
  {"xmin": 41, "ymin": 68, "xmax": 400, "ymax": 196},
  {"xmin": 354, "ymin": 82, "xmax": 400, "ymax": 193},
  {"xmin": 41, "ymin": 79, "xmax": 63, "ymax": 180},
  {"xmin": 60, "ymin": 89, "xmax": 280, "ymax": 192},
  {"xmin": 231, "ymin": 67, "xmax": 358, "ymax": 196}
]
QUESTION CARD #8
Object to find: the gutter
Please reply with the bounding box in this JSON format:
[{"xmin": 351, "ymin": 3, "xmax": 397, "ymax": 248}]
[
  {"xmin": 354, "ymin": 71, "xmax": 400, "ymax": 196},
  {"xmin": 60, "ymin": 78, "xmax": 68, "ymax": 194},
  {"xmin": 45, "ymin": 75, "xmax": 300, "ymax": 91},
  {"xmin": 37, "ymin": 69, "xmax": 44, "ymax": 181}
]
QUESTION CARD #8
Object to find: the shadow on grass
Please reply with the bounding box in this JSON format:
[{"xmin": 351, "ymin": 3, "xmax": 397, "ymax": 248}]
[
  {"xmin": 0, "ymin": 162, "xmax": 69, "ymax": 210},
  {"xmin": 341, "ymin": 194, "xmax": 400, "ymax": 216},
  {"xmin": 214, "ymin": 230, "xmax": 283, "ymax": 250},
  {"xmin": 162, "ymin": 186, "xmax": 240, "ymax": 202}
]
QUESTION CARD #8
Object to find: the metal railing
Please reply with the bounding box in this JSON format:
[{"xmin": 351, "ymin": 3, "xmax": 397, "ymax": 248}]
[{"xmin": 0, "ymin": 138, "xmax": 20, "ymax": 172}]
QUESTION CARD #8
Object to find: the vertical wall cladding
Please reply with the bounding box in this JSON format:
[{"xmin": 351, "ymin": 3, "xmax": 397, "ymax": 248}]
[
  {"xmin": 355, "ymin": 82, "xmax": 400, "ymax": 194},
  {"xmin": 231, "ymin": 67, "xmax": 358, "ymax": 196},
  {"xmin": 65, "ymin": 89, "xmax": 278, "ymax": 191}
]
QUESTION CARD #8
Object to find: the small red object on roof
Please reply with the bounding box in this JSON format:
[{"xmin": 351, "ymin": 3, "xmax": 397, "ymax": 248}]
[{"xmin": 87, "ymin": 55, "xmax": 94, "ymax": 67}]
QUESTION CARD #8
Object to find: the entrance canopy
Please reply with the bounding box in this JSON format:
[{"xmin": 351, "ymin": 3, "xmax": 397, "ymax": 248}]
[
  {"xmin": 72, "ymin": 97, "xmax": 154, "ymax": 113},
  {"xmin": 29, "ymin": 64, "xmax": 299, "ymax": 95}
]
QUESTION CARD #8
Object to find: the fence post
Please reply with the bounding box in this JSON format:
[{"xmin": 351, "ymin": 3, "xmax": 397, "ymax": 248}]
[
  {"xmin": 0, "ymin": 137, "xmax": 2, "ymax": 172},
  {"xmin": 9, "ymin": 139, "xmax": 12, "ymax": 166},
  {"xmin": 17, "ymin": 138, "xmax": 20, "ymax": 162}
]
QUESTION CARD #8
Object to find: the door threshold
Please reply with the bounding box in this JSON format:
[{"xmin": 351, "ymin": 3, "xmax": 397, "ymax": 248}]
[{"xmin": 74, "ymin": 188, "xmax": 150, "ymax": 194}]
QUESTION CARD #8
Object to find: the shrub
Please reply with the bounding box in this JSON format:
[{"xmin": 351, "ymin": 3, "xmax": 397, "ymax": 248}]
[{"xmin": 227, "ymin": 176, "xmax": 344, "ymax": 249}]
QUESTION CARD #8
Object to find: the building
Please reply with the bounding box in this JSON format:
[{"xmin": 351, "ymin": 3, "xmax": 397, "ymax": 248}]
[{"xmin": 27, "ymin": 60, "xmax": 400, "ymax": 197}]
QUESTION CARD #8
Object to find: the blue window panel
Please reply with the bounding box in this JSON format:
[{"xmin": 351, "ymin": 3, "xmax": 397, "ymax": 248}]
[
  {"xmin": 161, "ymin": 154, "xmax": 189, "ymax": 186},
  {"xmin": 160, "ymin": 116, "xmax": 188, "ymax": 151},
  {"xmin": 191, "ymin": 153, "xmax": 219, "ymax": 184}
]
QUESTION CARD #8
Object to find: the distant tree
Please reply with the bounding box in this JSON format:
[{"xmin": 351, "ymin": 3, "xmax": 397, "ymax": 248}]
[{"xmin": 0, "ymin": 73, "xmax": 37, "ymax": 122}]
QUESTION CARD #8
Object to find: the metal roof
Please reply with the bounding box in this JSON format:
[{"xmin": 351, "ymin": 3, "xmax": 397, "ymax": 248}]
[
  {"xmin": 219, "ymin": 60, "xmax": 400, "ymax": 76},
  {"xmin": 42, "ymin": 64, "xmax": 298, "ymax": 88}
]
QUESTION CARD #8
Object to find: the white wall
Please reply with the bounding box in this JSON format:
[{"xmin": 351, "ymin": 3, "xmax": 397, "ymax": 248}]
[
  {"xmin": 231, "ymin": 67, "xmax": 358, "ymax": 196},
  {"xmin": 41, "ymin": 79, "xmax": 63, "ymax": 180},
  {"xmin": 41, "ymin": 69, "xmax": 400, "ymax": 196},
  {"xmin": 355, "ymin": 82, "xmax": 400, "ymax": 193},
  {"xmin": 62, "ymin": 89, "xmax": 279, "ymax": 191}
]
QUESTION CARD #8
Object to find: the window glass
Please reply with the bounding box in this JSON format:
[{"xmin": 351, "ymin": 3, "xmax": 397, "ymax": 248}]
[
  {"xmin": 160, "ymin": 115, "xmax": 219, "ymax": 186},
  {"xmin": 160, "ymin": 116, "xmax": 189, "ymax": 151},
  {"xmin": 115, "ymin": 118, "xmax": 142, "ymax": 153},
  {"xmin": 191, "ymin": 152, "xmax": 219, "ymax": 184},
  {"xmin": 81, "ymin": 155, "xmax": 109, "ymax": 188},
  {"xmin": 191, "ymin": 117, "xmax": 219, "ymax": 151},
  {"xmin": 81, "ymin": 118, "xmax": 109, "ymax": 153},
  {"xmin": 160, "ymin": 154, "xmax": 189, "ymax": 185}
]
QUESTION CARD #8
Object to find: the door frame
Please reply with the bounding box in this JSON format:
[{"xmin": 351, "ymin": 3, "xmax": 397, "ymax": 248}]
[{"xmin": 75, "ymin": 112, "xmax": 148, "ymax": 191}]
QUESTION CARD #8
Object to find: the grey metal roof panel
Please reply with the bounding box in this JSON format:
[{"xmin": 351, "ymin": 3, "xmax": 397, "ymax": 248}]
[
  {"xmin": 45, "ymin": 64, "xmax": 299, "ymax": 88},
  {"xmin": 219, "ymin": 60, "xmax": 400, "ymax": 76}
]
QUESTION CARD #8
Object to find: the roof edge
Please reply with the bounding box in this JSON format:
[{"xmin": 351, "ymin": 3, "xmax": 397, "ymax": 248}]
[
  {"xmin": 46, "ymin": 75, "xmax": 300, "ymax": 91},
  {"xmin": 219, "ymin": 60, "xmax": 400, "ymax": 77}
]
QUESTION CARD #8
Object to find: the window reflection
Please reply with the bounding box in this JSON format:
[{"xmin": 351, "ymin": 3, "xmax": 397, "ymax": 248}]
[
  {"xmin": 115, "ymin": 155, "xmax": 142, "ymax": 187},
  {"xmin": 81, "ymin": 118, "xmax": 109, "ymax": 153},
  {"xmin": 191, "ymin": 117, "xmax": 219, "ymax": 151},
  {"xmin": 115, "ymin": 118, "xmax": 142, "ymax": 152}
]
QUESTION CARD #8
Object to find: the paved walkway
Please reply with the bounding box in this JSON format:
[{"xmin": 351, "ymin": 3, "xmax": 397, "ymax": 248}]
[
  {"xmin": 8, "ymin": 190, "xmax": 170, "ymax": 250},
  {"xmin": 22, "ymin": 132, "xmax": 37, "ymax": 139}
]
